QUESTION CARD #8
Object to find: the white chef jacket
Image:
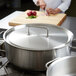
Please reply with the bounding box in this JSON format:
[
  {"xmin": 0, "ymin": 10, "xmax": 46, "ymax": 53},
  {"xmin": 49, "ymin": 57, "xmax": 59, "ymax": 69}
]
[{"xmin": 33, "ymin": 0, "xmax": 71, "ymax": 12}]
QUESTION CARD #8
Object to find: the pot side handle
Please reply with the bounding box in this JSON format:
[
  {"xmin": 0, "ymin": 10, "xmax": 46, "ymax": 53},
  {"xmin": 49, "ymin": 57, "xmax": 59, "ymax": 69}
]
[
  {"xmin": 45, "ymin": 58, "xmax": 59, "ymax": 68},
  {"xmin": 70, "ymin": 39, "xmax": 76, "ymax": 51}
]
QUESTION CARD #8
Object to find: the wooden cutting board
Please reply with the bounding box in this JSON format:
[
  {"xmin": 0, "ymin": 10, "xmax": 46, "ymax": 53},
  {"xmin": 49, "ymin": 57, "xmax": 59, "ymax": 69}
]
[{"xmin": 9, "ymin": 10, "xmax": 67, "ymax": 26}]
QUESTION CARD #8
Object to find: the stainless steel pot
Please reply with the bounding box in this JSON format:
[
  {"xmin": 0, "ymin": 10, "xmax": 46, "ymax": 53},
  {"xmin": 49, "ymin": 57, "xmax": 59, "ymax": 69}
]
[
  {"xmin": 3, "ymin": 24, "xmax": 73, "ymax": 71},
  {"xmin": 46, "ymin": 56, "xmax": 76, "ymax": 76}
]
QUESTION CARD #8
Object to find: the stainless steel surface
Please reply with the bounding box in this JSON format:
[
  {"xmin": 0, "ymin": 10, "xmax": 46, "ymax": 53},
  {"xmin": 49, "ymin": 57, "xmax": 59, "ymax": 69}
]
[
  {"xmin": 3, "ymin": 24, "xmax": 73, "ymax": 71},
  {"xmin": 0, "ymin": 38, "xmax": 4, "ymax": 46},
  {"xmin": 46, "ymin": 56, "xmax": 76, "ymax": 76},
  {"xmin": 60, "ymin": 16, "xmax": 76, "ymax": 55},
  {"xmin": 27, "ymin": 25, "xmax": 49, "ymax": 37},
  {"xmin": 45, "ymin": 58, "xmax": 59, "ymax": 68},
  {"xmin": 0, "ymin": 28, "xmax": 6, "ymax": 38},
  {"xmin": 61, "ymin": 17, "xmax": 76, "ymax": 39},
  {"xmin": 4, "ymin": 24, "xmax": 73, "ymax": 50},
  {"xmin": 70, "ymin": 39, "xmax": 76, "ymax": 50}
]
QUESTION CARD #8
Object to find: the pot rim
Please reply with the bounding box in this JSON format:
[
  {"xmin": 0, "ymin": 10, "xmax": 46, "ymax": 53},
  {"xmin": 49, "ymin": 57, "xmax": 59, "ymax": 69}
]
[{"xmin": 46, "ymin": 56, "xmax": 76, "ymax": 69}]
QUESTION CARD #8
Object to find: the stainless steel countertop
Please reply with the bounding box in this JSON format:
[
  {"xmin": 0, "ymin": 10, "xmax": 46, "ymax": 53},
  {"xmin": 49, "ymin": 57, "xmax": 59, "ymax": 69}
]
[{"xmin": 61, "ymin": 16, "xmax": 76, "ymax": 39}]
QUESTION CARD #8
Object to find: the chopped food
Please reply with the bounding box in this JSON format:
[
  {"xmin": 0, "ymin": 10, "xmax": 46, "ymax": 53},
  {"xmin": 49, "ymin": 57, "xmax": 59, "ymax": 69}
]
[{"xmin": 26, "ymin": 10, "xmax": 37, "ymax": 19}]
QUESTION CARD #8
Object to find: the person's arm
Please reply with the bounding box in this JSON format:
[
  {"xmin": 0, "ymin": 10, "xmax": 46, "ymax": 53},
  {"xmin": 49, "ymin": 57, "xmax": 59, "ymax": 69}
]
[
  {"xmin": 33, "ymin": 0, "xmax": 38, "ymax": 6},
  {"xmin": 46, "ymin": 8, "xmax": 62, "ymax": 15},
  {"xmin": 58, "ymin": 0, "xmax": 71, "ymax": 12},
  {"xmin": 46, "ymin": 0, "xmax": 71, "ymax": 15},
  {"xmin": 33, "ymin": 0, "xmax": 46, "ymax": 9}
]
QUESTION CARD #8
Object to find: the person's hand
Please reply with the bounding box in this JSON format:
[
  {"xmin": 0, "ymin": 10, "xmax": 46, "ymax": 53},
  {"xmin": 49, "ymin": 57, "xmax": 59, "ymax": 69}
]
[
  {"xmin": 37, "ymin": 0, "xmax": 46, "ymax": 10},
  {"xmin": 54, "ymin": 8, "xmax": 62, "ymax": 14},
  {"xmin": 46, "ymin": 8, "xmax": 54, "ymax": 15},
  {"xmin": 46, "ymin": 8, "xmax": 61, "ymax": 15}
]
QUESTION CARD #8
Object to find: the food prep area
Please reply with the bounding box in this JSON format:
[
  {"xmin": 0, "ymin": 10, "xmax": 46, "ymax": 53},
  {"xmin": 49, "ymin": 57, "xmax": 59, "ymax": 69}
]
[
  {"xmin": 0, "ymin": 0, "xmax": 76, "ymax": 76},
  {"xmin": 0, "ymin": 13, "xmax": 76, "ymax": 75}
]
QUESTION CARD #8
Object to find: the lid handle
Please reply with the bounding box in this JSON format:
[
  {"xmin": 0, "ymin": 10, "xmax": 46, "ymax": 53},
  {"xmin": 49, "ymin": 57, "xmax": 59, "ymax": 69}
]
[{"xmin": 27, "ymin": 25, "xmax": 49, "ymax": 37}]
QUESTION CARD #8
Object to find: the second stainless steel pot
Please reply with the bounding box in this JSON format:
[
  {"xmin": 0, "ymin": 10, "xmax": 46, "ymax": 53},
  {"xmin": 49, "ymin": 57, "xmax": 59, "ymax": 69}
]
[
  {"xmin": 3, "ymin": 24, "xmax": 73, "ymax": 71},
  {"xmin": 46, "ymin": 56, "xmax": 76, "ymax": 76}
]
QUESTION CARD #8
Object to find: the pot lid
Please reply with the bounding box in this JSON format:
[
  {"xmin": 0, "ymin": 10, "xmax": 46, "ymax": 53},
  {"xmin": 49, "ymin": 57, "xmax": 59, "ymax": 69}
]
[{"xmin": 4, "ymin": 24, "xmax": 73, "ymax": 51}]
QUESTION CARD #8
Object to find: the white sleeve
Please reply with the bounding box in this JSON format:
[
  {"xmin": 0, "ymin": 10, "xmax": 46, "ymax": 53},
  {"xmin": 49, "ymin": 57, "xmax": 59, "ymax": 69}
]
[
  {"xmin": 33, "ymin": 0, "xmax": 38, "ymax": 6},
  {"xmin": 58, "ymin": 0, "xmax": 71, "ymax": 12}
]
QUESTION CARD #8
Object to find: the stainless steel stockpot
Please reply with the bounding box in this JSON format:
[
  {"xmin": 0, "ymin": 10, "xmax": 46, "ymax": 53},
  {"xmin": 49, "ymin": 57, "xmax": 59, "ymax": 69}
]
[
  {"xmin": 46, "ymin": 56, "xmax": 76, "ymax": 76},
  {"xmin": 3, "ymin": 24, "xmax": 73, "ymax": 71}
]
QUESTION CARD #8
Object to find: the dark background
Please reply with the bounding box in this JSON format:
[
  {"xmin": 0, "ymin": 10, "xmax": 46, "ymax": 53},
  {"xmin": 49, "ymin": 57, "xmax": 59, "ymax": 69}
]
[{"xmin": 0, "ymin": 0, "xmax": 76, "ymax": 19}]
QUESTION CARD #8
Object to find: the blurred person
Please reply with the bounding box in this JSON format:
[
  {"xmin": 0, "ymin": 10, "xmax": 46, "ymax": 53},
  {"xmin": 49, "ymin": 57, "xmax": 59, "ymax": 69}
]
[{"xmin": 33, "ymin": 0, "xmax": 71, "ymax": 15}]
